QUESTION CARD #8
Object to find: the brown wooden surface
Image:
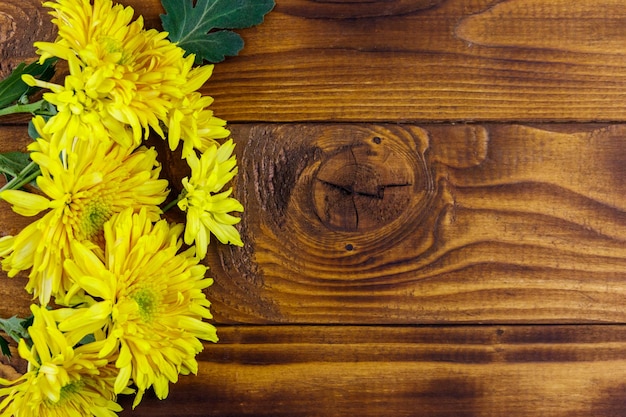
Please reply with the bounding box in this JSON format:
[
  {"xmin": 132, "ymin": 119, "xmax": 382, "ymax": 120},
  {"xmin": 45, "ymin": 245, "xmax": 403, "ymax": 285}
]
[
  {"xmin": 7, "ymin": 0, "xmax": 626, "ymax": 122},
  {"xmin": 116, "ymin": 325, "xmax": 626, "ymax": 417},
  {"xmin": 2, "ymin": 0, "xmax": 626, "ymax": 415}
]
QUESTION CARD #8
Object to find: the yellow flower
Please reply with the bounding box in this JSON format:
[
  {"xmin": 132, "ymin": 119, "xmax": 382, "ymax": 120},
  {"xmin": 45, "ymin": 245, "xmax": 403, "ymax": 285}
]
[
  {"xmin": 25, "ymin": 0, "xmax": 229, "ymax": 153},
  {"xmin": 60, "ymin": 208, "xmax": 217, "ymax": 408},
  {"xmin": 178, "ymin": 140, "xmax": 244, "ymax": 259},
  {"xmin": 0, "ymin": 305, "xmax": 130, "ymax": 417},
  {"xmin": 0, "ymin": 117, "xmax": 168, "ymax": 305},
  {"xmin": 166, "ymin": 64, "xmax": 230, "ymax": 158},
  {"xmin": 25, "ymin": 0, "xmax": 194, "ymax": 148}
]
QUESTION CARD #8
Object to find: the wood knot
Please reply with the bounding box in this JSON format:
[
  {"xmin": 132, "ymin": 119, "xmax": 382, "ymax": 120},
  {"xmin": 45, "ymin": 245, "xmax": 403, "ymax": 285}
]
[
  {"xmin": 239, "ymin": 124, "xmax": 437, "ymax": 240},
  {"xmin": 0, "ymin": 2, "xmax": 56, "ymax": 79},
  {"xmin": 311, "ymin": 125, "xmax": 433, "ymax": 233},
  {"xmin": 314, "ymin": 139, "xmax": 416, "ymax": 232},
  {"xmin": 233, "ymin": 124, "xmax": 456, "ymax": 298},
  {"xmin": 0, "ymin": 12, "xmax": 16, "ymax": 44}
]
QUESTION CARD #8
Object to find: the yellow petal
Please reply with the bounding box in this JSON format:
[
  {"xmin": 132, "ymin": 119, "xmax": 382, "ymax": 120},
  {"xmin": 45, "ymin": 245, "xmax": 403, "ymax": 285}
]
[
  {"xmin": 0, "ymin": 235, "xmax": 14, "ymax": 257},
  {"xmin": 185, "ymin": 65, "xmax": 214, "ymax": 92},
  {"xmin": 115, "ymin": 364, "xmax": 132, "ymax": 395},
  {"xmin": 132, "ymin": 388, "xmax": 145, "ymax": 409},
  {"xmin": 0, "ymin": 190, "xmax": 50, "ymax": 216}
]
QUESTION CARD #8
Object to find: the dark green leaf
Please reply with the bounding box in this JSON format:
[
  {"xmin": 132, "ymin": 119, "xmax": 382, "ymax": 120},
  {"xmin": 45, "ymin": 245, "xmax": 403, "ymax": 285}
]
[
  {"xmin": 27, "ymin": 103, "xmax": 57, "ymax": 140},
  {"xmin": 20, "ymin": 313, "xmax": 34, "ymax": 331},
  {"xmin": 0, "ymin": 337, "xmax": 11, "ymax": 358},
  {"xmin": 27, "ymin": 119, "xmax": 39, "ymax": 140},
  {"xmin": 0, "ymin": 59, "xmax": 57, "ymax": 109},
  {"xmin": 183, "ymin": 30, "xmax": 244, "ymax": 64},
  {"xmin": 0, "ymin": 316, "xmax": 30, "ymax": 344},
  {"xmin": 78, "ymin": 333, "xmax": 96, "ymax": 346},
  {"xmin": 0, "ymin": 152, "xmax": 31, "ymax": 180},
  {"xmin": 161, "ymin": 0, "xmax": 274, "ymax": 63}
]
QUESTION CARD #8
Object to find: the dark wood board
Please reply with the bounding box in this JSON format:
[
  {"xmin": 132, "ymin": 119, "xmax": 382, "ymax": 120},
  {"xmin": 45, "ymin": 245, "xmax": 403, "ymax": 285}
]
[{"xmin": 2, "ymin": 0, "xmax": 626, "ymax": 416}]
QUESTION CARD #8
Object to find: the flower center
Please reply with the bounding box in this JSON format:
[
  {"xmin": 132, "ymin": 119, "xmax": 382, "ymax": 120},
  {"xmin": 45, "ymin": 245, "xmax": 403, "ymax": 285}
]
[
  {"xmin": 77, "ymin": 199, "xmax": 113, "ymax": 240},
  {"xmin": 44, "ymin": 379, "xmax": 85, "ymax": 408},
  {"xmin": 100, "ymin": 36, "xmax": 130, "ymax": 65},
  {"xmin": 131, "ymin": 287, "xmax": 161, "ymax": 323},
  {"xmin": 60, "ymin": 379, "xmax": 85, "ymax": 399}
]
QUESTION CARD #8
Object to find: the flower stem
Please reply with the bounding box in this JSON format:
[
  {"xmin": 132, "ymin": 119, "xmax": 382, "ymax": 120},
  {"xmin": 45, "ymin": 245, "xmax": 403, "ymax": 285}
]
[
  {"xmin": 162, "ymin": 189, "xmax": 187, "ymax": 213},
  {"xmin": 0, "ymin": 99, "xmax": 46, "ymax": 117},
  {"xmin": 0, "ymin": 161, "xmax": 40, "ymax": 192}
]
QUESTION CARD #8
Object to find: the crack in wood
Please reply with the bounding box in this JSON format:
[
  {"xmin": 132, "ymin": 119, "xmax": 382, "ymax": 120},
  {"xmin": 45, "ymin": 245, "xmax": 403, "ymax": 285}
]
[{"xmin": 317, "ymin": 178, "xmax": 412, "ymax": 200}]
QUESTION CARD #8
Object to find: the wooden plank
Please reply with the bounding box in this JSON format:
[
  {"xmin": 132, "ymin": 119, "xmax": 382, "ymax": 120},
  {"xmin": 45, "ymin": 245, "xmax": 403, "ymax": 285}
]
[
  {"xmin": 4, "ymin": 1, "xmax": 626, "ymax": 122},
  {"xmin": 3, "ymin": 1, "xmax": 626, "ymax": 416},
  {"xmin": 108, "ymin": 325, "xmax": 626, "ymax": 416},
  {"xmin": 0, "ymin": 1, "xmax": 54, "ymax": 76},
  {"xmin": 196, "ymin": 123, "xmax": 626, "ymax": 324},
  {"xmin": 3, "ymin": 122, "xmax": 626, "ymax": 324},
  {"xmin": 176, "ymin": 0, "xmax": 626, "ymax": 122},
  {"xmin": 0, "ymin": 125, "xmax": 31, "ymax": 153}
]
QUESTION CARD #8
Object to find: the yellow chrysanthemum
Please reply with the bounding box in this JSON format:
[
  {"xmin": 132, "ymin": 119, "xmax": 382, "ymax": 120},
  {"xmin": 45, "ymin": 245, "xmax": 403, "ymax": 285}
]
[
  {"xmin": 0, "ymin": 305, "xmax": 131, "ymax": 417},
  {"xmin": 166, "ymin": 64, "xmax": 230, "ymax": 158},
  {"xmin": 178, "ymin": 140, "xmax": 244, "ymax": 259},
  {"xmin": 0, "ymin": 117, "xmax": 168, "ymax": 305},
  {"xmin": 59, "ymin": 208, "xmax": 217, "ymax": 408},
  {"xmin": 25, "ymin": 0, "xmax": 229, "ymax": 154},
  {"xmin": 24, "ymin": 0, "xmax": 196, "ymax": 148}
]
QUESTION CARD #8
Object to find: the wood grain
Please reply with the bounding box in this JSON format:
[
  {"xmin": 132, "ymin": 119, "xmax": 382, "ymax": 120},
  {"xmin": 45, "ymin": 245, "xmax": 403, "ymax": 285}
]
[
  {"xmin": 2, "ymin": 0, "xmax": 626, "ymax": 416},
  {"xmin": 4, "ymin": 0, "xmax": 626, "ymax": 122},
  {"xmin": 180, "ymin": 123, "xmax": 626, "ymax": 324},
  {"xmin": 3, "ymin": 123, "xmax": 626, "ymax": 325},
  {"xmin": 177, "ymin": 0, "xmax": 626, "ymax": 122},
  {"xmin": 0, "ymin": 1, "xmax": 54, "ymax": 77},
  {"xmin": 113, "ymin": 325, "xmax": 626, "ymax": 417}
]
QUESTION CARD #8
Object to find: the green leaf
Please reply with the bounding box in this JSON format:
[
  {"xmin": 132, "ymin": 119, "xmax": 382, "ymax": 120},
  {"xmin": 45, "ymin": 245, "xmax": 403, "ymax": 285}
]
[
  {"xmin": 0, "ymin": 316, "xmax": 30, "ymax": 344},
  {"xmin": 0, "ymin": 314, "xmax": 33, "ymax": 357},
  {"xmin": 27, "ymin": 119, "xmax": 39, "ymax": 140},
  {"xmin": 0, "ymin": 59, "xmax": 57, "ymax": 110},
  {"xmin": 78, "ymin": 333, "xmax": 96, "ymax": 346},
  {"xmin": 20, "ymin": 314, "xmax": 34, "ymax": 332},
  {"xmin": 0, "ymin": 152, "xmax": 40, "ymax": 192},
  {"xmin": 185, "ymin": 30, "xmax": 245, "ymax": 64},
  {"xmin": 0, "ymin": 337, "xmax": 11, "ymax": 358},
  {"xmin": 0, "ymin": 152, "xmax": 31, "ymax": 180},
  {"xmin": 161, "ymin": 0, "xmax": 275, "ymax": 63}
]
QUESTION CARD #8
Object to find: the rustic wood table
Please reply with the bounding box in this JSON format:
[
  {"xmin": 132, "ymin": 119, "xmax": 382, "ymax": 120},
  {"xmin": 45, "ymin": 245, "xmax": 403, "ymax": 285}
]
[{"xmin": 2, "ymin": 0, "xmax": 626, "ymax": 416}]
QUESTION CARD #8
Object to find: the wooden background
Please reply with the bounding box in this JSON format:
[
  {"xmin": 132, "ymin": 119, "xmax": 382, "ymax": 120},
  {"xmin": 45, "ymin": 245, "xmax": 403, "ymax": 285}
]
[{"xmin": 2, "ymin": 0, "xmax": 626, "ymax": 415}]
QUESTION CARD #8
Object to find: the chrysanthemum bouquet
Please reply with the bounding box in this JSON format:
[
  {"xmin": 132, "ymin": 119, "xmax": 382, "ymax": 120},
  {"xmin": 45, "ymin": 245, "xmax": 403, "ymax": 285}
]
[{"xmin": 0, "ymin": 0, "xmax": 273, "ymax": 415}]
